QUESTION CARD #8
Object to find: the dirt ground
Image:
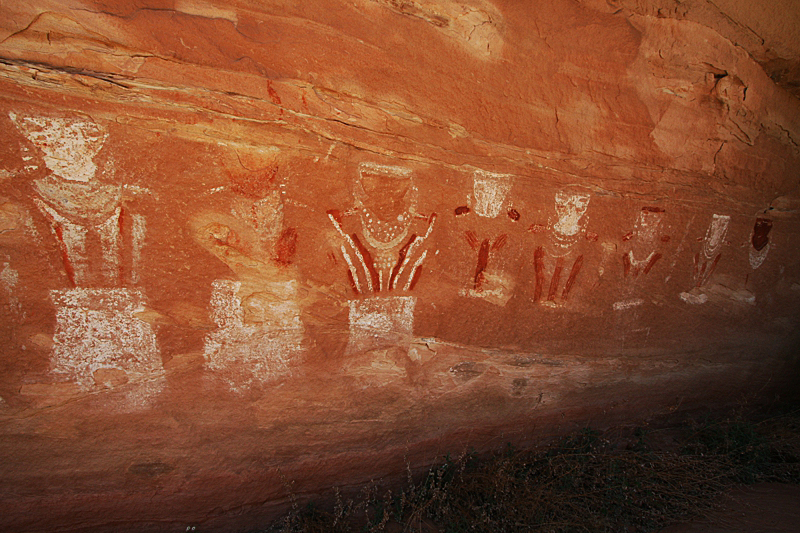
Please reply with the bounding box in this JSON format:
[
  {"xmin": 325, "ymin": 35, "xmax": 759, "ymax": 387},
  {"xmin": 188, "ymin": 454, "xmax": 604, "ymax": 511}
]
[
  {"xmin": 379, "ymin": 483, "xmax": 800, "ymax": 533},
  {"xmin": 659, "ymin": 483, "xmax": 800, "ymax": 533}
]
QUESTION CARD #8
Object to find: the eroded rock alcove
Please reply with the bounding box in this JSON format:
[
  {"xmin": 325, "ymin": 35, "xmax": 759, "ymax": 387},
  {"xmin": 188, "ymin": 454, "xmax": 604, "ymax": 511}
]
[{"xmin": 1, "ymin": 0, "xmax": 799, "ymax": 531}]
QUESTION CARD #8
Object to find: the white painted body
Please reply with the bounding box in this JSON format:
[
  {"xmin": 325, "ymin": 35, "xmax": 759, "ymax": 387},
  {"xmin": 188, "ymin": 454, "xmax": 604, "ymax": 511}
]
[
  {"xmin": 205, "ymin": 279, "xmax": 303, "ymax": 391},
  {"xmin": 680, "ymin": 291, "xmax": 708, "ymax": 305},
  {"xmin": 613, "ymin": 298, "xmax": 644, "ymax": 311},
  {"xmin": 50, "ymin": 288, "xmax": 162, "ymax": 389},
  {"xmin": 0, "ymin": 262, "xmax": 20, "ymax": 315},
  {"xmin": 703, "ymin": 214, "xmax": 731, "ymax": 260},
  {"xmin": 347, "ymin": 296, "xmax": 416, "ymax": 353},
  {"xmin": 628, "ymin": 209, "xmax": 664, "ymax": 269},
  {"xmin": 749, "ymin": 244, "xmax": 769, "ymax": 270},
  {"xmin": 461, "ymin": 271, "xmax": 515, "ymax": 307}
]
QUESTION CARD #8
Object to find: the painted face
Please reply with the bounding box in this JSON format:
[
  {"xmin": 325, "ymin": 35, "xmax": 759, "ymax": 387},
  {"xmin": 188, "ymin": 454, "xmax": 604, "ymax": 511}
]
[
  {"xmin": 356, "ymin": 163, "xmax": 414, "ymax": 218},
  {"xmin": 229, "ymin": 166, "xmax": 278, "ymax": 199},
  {"xmin": 634, "ymin": 207, "xmax": 664, "ymax": 244},
  {"xmin": 9, "ymin": 113, "xmax": 106, "ymax": 182},
  {"xmin": 751, "ymin": 218, "xmax": 772, "ymax": 251},
  {"xmin": 553, "ymin": 191, "xmax": 590, "ymax": 236},
  {"xmin": 472, "ymin": 171, "xmax": 511, "ymax": 218}
]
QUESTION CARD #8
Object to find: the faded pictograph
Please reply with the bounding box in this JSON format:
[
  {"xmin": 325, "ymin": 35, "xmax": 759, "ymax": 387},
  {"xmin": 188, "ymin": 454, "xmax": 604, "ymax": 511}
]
[
  {"xmin": 204, "ymin": 278, "xmax": 302, "ymax": 391},
  {"xmin": 372, "ymin": 0, "xmax": 503, "ymax": 60},
  {"xmin": 9, "ymin": 112, "xmax": 162, "ymax": 397},
  {"xmin": 9, "ymin": 113, "xmax": 150, "ymax": 287},
  {"xmin": 613, "ymin": 206, "xmax": 670, "ymax": 311},
  {"xmin": 194, "ymin": 162, "xmax": 304, "ymax": 391},
  {"xmin": 327, "ymin": 163, "xmax": 436, "ymax": 352},
  {"xmin": 680, "ymin": 213, "xmax": 730, "ymax": 305},
  {"xmin": 455, "ymin": 170, "xmax": 520, "ymax": 307},
  {"xmin": 49, "ymin": 289, "xmax": 161, "ymax": 389},
  {"xmin": 0, "ymin": 261, "xmax": 20, "ymax": 317},
  {"xmin": 347, "ymin": 295, "xmax": 417, "ymax": 356},
  {"xmin": 529, "ymin": 190, "xmax": 595, "ymax": 307}
]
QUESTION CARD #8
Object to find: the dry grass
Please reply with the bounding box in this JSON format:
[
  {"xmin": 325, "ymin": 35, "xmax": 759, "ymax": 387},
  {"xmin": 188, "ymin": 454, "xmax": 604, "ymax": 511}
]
[{"xmin": 262, "ymin": 407, "xmax": 800, "ymax": 533}]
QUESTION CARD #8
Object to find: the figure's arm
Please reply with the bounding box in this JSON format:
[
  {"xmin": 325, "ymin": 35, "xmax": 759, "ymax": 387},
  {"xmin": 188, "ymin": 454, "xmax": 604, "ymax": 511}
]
[
  {"xmin": 421, "ymin": 212, "xmax": 437, "ymax": 238},
  {"xmin": 273, "ymin": 227, "xmax": 297, "ymax": 266},
  {"xmin": 492, "ymin": 234, "xmax": 508, "ymax": 251},
  {"xmin": 465, "ymin": 230, "xmax": 479, "ymax": 250}
]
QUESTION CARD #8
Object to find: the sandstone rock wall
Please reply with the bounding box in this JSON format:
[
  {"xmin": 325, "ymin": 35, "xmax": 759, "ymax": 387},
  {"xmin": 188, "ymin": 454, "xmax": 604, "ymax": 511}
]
[{"xmin": 0, "ymin": 1, "xmax": 799, "ymax": 531}]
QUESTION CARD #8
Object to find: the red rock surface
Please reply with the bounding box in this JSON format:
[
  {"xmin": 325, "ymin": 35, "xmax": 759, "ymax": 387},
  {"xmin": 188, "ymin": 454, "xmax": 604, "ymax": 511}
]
[{"xmin": 0, "ymin": 1, "xmax": 799, "ymax": 531}]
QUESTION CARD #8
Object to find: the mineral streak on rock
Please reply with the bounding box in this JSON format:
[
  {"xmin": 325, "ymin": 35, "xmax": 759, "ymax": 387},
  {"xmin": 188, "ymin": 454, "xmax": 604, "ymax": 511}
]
[{"xmin": 0, "ymin": 1, "xmax": 799, "ymax": 531}]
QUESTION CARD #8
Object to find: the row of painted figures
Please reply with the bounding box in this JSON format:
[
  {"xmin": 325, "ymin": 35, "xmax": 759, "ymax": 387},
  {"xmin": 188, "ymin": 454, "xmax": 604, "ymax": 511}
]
[{"xmin": 0, "ymin": 113, "xmax": 776, "ymax": 396}]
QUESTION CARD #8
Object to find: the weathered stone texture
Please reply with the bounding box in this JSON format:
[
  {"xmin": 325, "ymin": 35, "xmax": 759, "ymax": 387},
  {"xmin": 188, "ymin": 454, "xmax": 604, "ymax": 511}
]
[{"xmin": 0, "ymin": 0, "xmax": 799, "ymax": 531}]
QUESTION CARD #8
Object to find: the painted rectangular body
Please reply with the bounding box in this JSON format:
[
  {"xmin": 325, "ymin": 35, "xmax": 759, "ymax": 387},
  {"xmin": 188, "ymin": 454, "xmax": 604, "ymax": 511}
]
[{"xmin": 0, "ymin": 0, "xmax": 799, "ymax": 531}]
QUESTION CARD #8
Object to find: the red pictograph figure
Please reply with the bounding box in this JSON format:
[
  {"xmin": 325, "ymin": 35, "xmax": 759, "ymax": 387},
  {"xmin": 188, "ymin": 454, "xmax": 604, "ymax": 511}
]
[
  {"xmin": 8, "ymin": 112, "xmax": 162, "ymax": 396},
  {"xmin": 327, "ymin": 163, "xmax": 436, "ymax": 353},
  {"xmin": 749, "ymin": 216, "xmax": 772, "ymax": 270},
  {"xmin": 621, "ymin": 206, "xmax": 669, "ymax": 279},
  {"xmin": 455, "ymin": 170, "xmax": 520, "ymax": 306},
  {"xmin": 612, "ymin": 206, "xmax": 671, "ymax": 312},
  {"xmin": 10, "ymin": 112, "xmax": 150, "ymax": 288},
  {"xmin": 529, "ymin": 190, "xmax": 594, "ymax": 307},
  {"xmin": 327, "ymin": 163, "xmax": 436, "ymax": 296},
  {"xmin": 195, "ymin": 161, "xmax": 305, "ymax": 392}
]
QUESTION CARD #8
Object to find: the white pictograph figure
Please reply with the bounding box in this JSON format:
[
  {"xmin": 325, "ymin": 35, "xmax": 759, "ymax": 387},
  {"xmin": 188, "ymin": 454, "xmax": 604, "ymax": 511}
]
[
  {"xmin": 9, "ymin": 112, "xmax": 161, "ymax": 391},
  {"xmin": 49, "ymin": 289, "xmax": 161, "ymax": 389},
  {"xmin": 455, "ymin": 170, "xmax": 520, "ymax": 306},
  {"xmin": 531, "ymin": 190, "xmax": 593, "ymax": 306},
  {"xmin": 695, "ymin": 214, "xmax": 730, "ymax": 287},
  {"xmin": 328, "ymin": 163, "xmax": 436, "ymax": 352},
  {"xmin": 471, "ymin": 170, "xmax": 512, "ymax": 218},
  {"xmin": 196, "ymin": 165, "xmax": 303, "ymax": 390},
  {"xmin": 680, "ymin": 214, "xmax": 731, "ymax": 305},
  {"xmin": 550, "ymin": 191, "xmax": 591, "ymax": 256},
  {"xmin": 347, "ymin": 296, "xmax": 416, "ymax": 353},
  {"xmin": 9, "ymin": 113, "xmax": 150, "ymax": 287},
  {"xmin": 204, "ymin": 279, "xmax": 302, "ymax": 391},
  {"xmin": 0, "ymin": 261, "xmax": 20, "ymax": 317},
  {"xmin": 613, "ymin": 207, "xmax": 670, "ymax": 313},
  {"xmin": 328, "ymin": 163, "xmax": 436, "ymax": 294},
  {"xmin": 622, "ymin": 207, "xmax": 667, "ymax": 279}
]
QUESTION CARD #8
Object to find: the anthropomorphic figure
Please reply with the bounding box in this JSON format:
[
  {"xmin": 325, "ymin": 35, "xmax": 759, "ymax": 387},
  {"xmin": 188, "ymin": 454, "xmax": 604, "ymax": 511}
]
[
  {"xmin": 9, "ymin": 112, "xmax": 161, "ymax": 392},
  {"xmin": 749, "ymin": 216, "xmax": 772, "ymax": 271},
  {"xmin": 454, "ymin": 170, "xmax": 520, "ymax": 306},
  {"xmin": 680, "ymin": 213, "xmax": 731, "ymax": 305},
  {"xmin": 694, "ymin": 213, "xmax": 730, "ymax": 288},
  {"xmin": 530, "ymin": 190, "xmax": 594, "ymax": 306},
  {"xmin": 9, "ymin": 113, "xmax": 149, "ymax": 287},
  {"xmin": 622, "ymin": 207, "xmax": 668, "ymax": 280},
  {"xmin": 194, "ymin": 163, "xmax": 304, "ymax": 391},
  {"xmin": 327, "ymin": 163, "xmax": 435, "ymax": 352},
  {"xmin": 612, "ymin": 206, "xmax": 672, "ymax": 312}
]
